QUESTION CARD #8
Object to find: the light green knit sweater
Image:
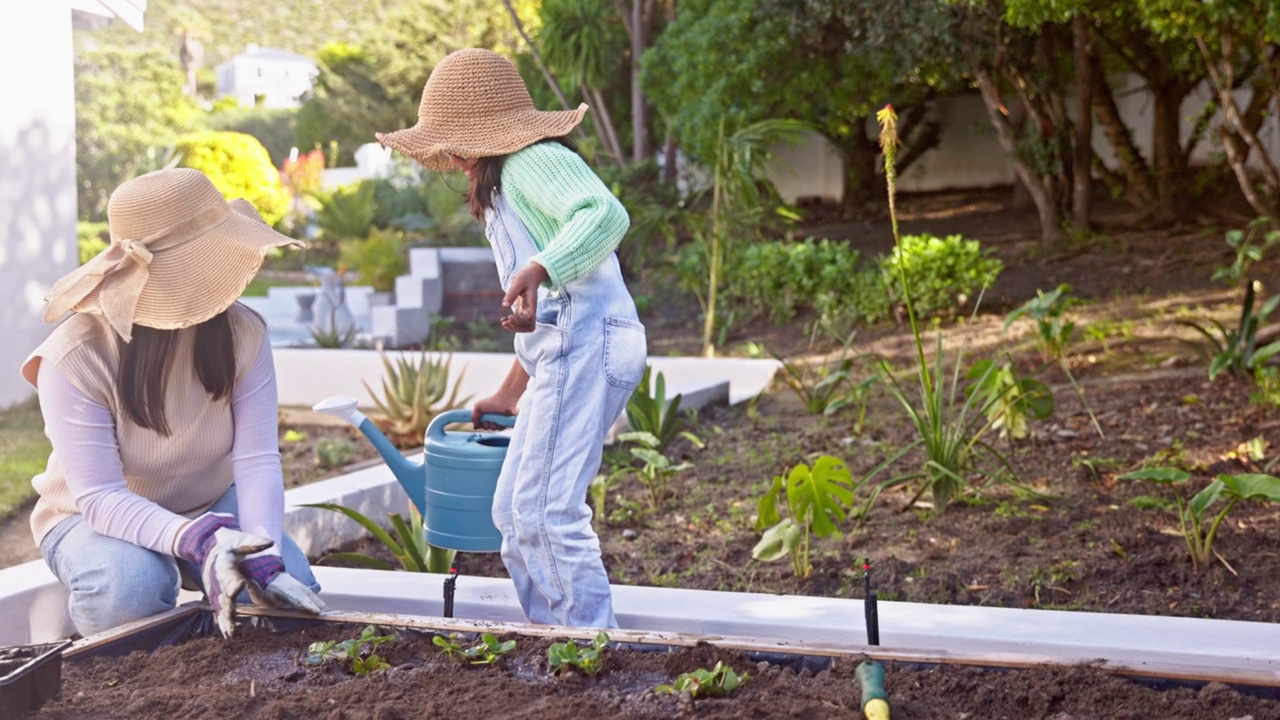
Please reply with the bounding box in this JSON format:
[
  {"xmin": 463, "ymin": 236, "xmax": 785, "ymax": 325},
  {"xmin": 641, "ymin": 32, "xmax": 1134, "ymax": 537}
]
[{"xmin": 501, "ymin": 142, "xmax": 630, "ymax": 289}]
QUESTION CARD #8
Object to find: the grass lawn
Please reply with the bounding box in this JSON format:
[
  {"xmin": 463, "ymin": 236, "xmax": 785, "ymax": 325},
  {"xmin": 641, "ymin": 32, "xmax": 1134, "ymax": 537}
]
[{"xmin": 0, "ymin": 396, "xmax": 47, "ymax": 517}]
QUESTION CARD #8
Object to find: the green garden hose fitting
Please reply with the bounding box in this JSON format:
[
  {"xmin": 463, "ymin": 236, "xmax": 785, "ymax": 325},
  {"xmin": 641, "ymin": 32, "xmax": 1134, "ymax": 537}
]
[{"xmin": 855, "ymin": 660, "xmax": 890, "ymax": 720}]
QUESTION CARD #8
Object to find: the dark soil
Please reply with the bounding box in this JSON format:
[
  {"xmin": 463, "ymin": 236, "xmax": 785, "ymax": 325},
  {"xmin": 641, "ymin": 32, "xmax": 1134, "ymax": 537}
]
[{"xmin": 36, "ymin": 619, "xmax": 1280, "ymax": 719}]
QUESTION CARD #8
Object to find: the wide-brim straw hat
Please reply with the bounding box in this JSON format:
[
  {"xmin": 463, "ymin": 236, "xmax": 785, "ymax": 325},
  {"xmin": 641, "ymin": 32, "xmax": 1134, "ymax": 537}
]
[
  {"xmin": 43, "ymin": 167, "xmax": 302, "ymax": 342},
  {"xmin": 376, "ymin": 48, "xmax": 587, "ymax": 172}
]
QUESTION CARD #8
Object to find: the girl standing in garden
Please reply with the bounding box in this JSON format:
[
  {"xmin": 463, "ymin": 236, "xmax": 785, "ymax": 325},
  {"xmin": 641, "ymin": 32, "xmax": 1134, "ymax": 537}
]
[
  {"xmin": 377, "ymin": 48, "xmax": 647, "ymax": 629},
  {"xmin": 23, "ymin": 168, "xmax": 325, "ymax": 639}
]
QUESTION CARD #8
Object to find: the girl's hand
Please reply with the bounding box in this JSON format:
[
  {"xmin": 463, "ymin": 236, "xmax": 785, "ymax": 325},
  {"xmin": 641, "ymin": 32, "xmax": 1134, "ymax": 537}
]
[
  {"xmin": 472, "ymin": 394, "xmax": 520, "ymax": 429},
  {"xmin": 501, "ymin": 263, "xmax": 549, "ymax": 333}
]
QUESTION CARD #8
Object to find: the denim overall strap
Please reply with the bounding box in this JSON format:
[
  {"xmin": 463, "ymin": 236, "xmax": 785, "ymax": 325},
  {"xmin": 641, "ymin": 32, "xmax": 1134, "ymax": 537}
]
[{"xmin": 484, "ymin": 192, "xmax": 647, "ymax": 628}]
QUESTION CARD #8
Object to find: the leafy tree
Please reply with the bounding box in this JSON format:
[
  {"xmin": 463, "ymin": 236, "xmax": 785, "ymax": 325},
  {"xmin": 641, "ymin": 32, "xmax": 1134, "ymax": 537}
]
[
  {"xmin": 294, "ymin": 43, "xmax": 391, "ymax": 167},
  {"xmin": 954, "ymin": 1, "xmax": 1075, "ymax": 245},
  {"xmin": 204, "ymin": 106, "xmax": 297, "ymax": 166},
  {"xmin": 643, "ymin": 0, "xmax": 960, "ymax": 206},
  {"xmin": 1002, "ymin": 0, "xmax": 1210, "ymax": 225},
  {"xmin": 537, "ymin": 0, "xmax": 630, "ymax": 166},
  {"xmin": 296, "ymin": 0, "xmax": 524, "ymax": 165},
  {"xmin": 1136, "ymin": 0, "xmax": 1280, "ymax": 218},
  {"xmin": 74, "ymin": 47, "xmax": 199, "ymax": 221}
]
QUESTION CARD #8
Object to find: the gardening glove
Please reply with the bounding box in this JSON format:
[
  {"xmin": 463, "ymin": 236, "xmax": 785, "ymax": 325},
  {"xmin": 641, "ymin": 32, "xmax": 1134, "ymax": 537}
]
[
  {"xmin": 241, "ymin": 548, "xmax": 327, "ymax": 615},
  {"xmin": 174, "ymin": 512, "xmax": 273, "ymax": 638}
]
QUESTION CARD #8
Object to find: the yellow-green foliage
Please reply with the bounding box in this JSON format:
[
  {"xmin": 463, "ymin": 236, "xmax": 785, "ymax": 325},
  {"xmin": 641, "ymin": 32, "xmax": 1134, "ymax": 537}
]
[
  {"xmin": 77, "ymin": 222, "xmax": 109, "ymax": 263},
  {"xmin": 176, "ymin": 131, "xmax": 290, "ymax": 226}
]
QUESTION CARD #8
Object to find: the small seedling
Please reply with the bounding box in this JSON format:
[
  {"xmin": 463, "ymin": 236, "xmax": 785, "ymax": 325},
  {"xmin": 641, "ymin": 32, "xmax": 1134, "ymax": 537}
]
[
  {"xmin": 462, "ymin": 632, "xmax": 517, "ymax": 665},
  {"xmin": 434, "ymin": 632, "xmax": 516, "ymax": 665},
  {"xmin": 656, "ymin": 661, "xmax": 747, "ymax": 698},
  {"xmin": 432, "ymin": 633, "xmax": 465, "ymax": 659},
  {"xmin": 547, "ymin": 632, "xmax": 611, "ymax": 676},
  {"xmin": 305, "ymin": 625, "xmax": 395, "ymax": 675}
]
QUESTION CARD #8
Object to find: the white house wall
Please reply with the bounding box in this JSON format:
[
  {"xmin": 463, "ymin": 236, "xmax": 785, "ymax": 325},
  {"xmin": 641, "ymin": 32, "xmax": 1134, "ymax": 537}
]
[{"xmin": 0, "ymin": 2, "xmax": 81, "ymax": 408}]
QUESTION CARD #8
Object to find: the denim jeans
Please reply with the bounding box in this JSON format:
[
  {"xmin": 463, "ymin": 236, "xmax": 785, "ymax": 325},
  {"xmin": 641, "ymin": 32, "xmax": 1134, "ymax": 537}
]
[
  {"xmin": 39, "ymin": 484, "xmax": 318, "ymax": 637},
  {"xmin": 485, "ymin": 194, "xmax": 647, "ymax": 628}
]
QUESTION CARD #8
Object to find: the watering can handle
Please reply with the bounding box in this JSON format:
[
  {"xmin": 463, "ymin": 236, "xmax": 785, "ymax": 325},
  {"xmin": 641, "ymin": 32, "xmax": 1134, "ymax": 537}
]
[{"xmin": 426, "ymin": 409, "xmax": 516, "ymax": 439}]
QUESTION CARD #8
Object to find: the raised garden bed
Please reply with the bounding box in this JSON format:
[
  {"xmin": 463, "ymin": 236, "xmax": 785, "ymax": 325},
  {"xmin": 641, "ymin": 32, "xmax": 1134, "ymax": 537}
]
[{"xmin": 31, "ymin": 609, "xmax": 1280, "ymax": 719}]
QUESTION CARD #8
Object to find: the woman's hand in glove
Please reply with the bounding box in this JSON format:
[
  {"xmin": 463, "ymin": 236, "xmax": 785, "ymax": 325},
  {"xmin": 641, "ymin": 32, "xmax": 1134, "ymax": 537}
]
[
  {"xmin": 174, "ymin": 512, "xmax": 273, "ymax": 638},
  {"xmin": 241, "ymin": 549, "xmax": 326, "ymax": 614}
]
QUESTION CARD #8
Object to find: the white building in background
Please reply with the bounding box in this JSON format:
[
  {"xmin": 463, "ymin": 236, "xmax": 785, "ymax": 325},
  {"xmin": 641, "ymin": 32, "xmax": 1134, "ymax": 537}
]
[
  {"xmin": 215, "ymin": 44, "xmax": 317, "ymax": 108},
  {"xmin": 0, "ymin": 1, "xmax": 147, "ymax": 409}
]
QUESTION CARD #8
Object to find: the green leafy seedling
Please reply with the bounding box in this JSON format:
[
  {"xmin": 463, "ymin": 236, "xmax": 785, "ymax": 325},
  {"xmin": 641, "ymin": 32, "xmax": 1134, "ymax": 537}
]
[
  {"xmin": 461, "ymin": 632, "xmax": 517, "ymax": 665},
  {"xmin": 547, "ymin": 632, "xmax": 611, "ymax": 676},
  {"xmin": 432, "ymin": 633, "xmax": 465, "ymax": 659},
  {"xmin": 656, "ymin": 661, "xmax": 748, "ymax": 698},
  {"xmin": 615, "ymin": 431, "xmax": 696, "ymax": 510},
  {"xmin": 1118, "ymin": 468, "xmax": 1280, "ymax": 570},
  {"xmin": 305, "ymin": 625, "xmax": 395, "ymax": 675}
]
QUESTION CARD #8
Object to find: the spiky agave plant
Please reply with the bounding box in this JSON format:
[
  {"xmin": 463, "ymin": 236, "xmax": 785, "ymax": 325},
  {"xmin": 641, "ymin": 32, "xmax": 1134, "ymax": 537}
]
[{"xmin": 363, "ymin": 351, "xmax": 472, "ymax": 438}]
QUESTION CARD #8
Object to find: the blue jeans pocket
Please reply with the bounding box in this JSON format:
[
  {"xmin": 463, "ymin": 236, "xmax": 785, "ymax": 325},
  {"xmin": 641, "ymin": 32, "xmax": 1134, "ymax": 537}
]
[{"xmin": 603, "ymin": 317, "xmax": 647, "ymax": 390}]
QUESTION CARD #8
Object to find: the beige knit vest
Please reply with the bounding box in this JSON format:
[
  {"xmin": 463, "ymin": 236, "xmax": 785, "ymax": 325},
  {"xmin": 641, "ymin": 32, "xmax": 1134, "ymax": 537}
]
[{"xmin": 25, "ymin": 304, "xmax": 266, "ymax": 545}]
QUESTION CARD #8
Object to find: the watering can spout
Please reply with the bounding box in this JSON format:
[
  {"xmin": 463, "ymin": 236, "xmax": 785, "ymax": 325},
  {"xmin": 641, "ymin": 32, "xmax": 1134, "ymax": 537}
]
[{"xmin": 312, "ymin": 395, "xmax": 427, "ymax": 514}]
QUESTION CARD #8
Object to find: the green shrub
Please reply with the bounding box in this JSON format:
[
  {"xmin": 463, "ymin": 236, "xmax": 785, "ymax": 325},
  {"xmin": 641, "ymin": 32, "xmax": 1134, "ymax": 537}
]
[
  {"xmin": 723, "ymin": 237, "xmax": 892, "ymax": 327},
  {"xmin": 175, "ymin": 131, "xmax": 291, "ymax": 226},
  {"xmin": 314, "ymin": 181, "xmax": 378, "ymax": 250},
  {"xmin": 878, "ymin": 234, "xmax": 1003, "ymax": 317},
  {"xmin": 77, "ymin": 222, "xmax": 109, "ymax": 263},
  {"xmin": 340, "ymin": 227, "xmax": 409, "ymax": 292}
]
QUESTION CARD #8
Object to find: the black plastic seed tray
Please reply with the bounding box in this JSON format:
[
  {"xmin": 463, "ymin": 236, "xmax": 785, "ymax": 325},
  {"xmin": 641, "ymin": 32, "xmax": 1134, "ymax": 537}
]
[{"xmin": 0, "ymin": 640, "xmax": 73, "ymax": 719}]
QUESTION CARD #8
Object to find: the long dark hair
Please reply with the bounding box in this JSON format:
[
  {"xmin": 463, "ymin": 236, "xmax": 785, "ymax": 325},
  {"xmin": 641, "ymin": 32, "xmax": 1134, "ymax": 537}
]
[
  {"xmin": 466, "ymin": 136, "xmax": 579, "ymax": 220},
  {"xmin": 118, "ymin": 309, "xmax": 237, "ymax": 436}
]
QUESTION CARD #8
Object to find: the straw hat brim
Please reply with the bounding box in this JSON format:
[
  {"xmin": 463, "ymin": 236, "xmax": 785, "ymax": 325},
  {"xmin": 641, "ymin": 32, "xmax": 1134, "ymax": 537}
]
[
  {"xmin": 73, "ymin": 201, "xmax": 301, "ymax": 331},
  {"xmin": 376, "ymin": 104, "xmax": 587, "ymax": 171}
]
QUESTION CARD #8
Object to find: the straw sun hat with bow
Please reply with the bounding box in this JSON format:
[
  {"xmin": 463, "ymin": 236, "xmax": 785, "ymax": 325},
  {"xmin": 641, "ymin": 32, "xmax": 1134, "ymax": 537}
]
[
  {"xmin": 376, "ymin": 48, "xmax": 588, "ymax": 171},
  {"xmin": 43, "ymin": 167, "xmax": 301, "ymax": 343}
]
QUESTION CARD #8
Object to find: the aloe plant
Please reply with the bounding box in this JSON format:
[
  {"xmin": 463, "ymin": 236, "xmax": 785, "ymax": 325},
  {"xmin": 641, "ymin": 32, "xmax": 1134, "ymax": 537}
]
[
  {"xmin": 363, "ymin": 351, "xmax": 472, "ymax": 438},
  {"xmin": 1118, "ymin": 468, "xmax": 1280, "ymax": 570}
]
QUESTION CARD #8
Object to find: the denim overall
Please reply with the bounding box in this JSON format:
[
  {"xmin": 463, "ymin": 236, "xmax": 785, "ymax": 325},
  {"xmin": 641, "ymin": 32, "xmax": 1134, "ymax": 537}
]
[{"xmin": 484, "ymin": 192, "xmax": 647, "ymax": 628}]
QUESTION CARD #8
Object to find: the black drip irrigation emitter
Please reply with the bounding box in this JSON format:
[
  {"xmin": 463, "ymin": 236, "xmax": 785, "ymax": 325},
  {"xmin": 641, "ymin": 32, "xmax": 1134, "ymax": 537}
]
[
  {"xmin": 857, "ymin": 560, "xmax": 890, "ymax": 720},
  {"xmin": 443, "ymin": 566, "xmax": 459, "ymax": 619},
  {"xmin": 863, "ymin": 560, "xmax": 880, "ymax": 647}
]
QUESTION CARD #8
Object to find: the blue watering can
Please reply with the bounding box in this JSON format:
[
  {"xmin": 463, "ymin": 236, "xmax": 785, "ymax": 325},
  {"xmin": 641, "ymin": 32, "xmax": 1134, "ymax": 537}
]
[{"xmin": 312, "ymin": 396, "xmax": 515, "ymax": 553}]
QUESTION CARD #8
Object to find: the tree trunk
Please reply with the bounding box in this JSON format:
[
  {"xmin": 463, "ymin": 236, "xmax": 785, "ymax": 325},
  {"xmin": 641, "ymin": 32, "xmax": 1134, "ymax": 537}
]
[
  {"xmin": 630, "ymin": 0, "xmax": 650, "ymax": 163},
  {"xmin": 663, "ymin": 135, "xmax": 678, "ymax": 184},
  {"xmin": 1150, "ymin": 81, "xmax": 1186, "ymax": 223},
  {"xmin": 585, "ymin": 85, "xmax": 626, "ymax": 167},
  {"xmin": 1091, "ymin": 65, "xmax": 1157, "ymax": 211},
  {"xmin": 973, "ymin": 66, "xmax": 1068, "ymax": 246},
  {"xmin": 1071, "ymin": 14, "xmax": 1093, "ymax": 232},
  {"xmin": 1196, "ymin": 36, "xmax": 1280, "ymax": 217},
  {"xmin": 837, "ymin": 127, "xmax": 879, "ymax": 207}
]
